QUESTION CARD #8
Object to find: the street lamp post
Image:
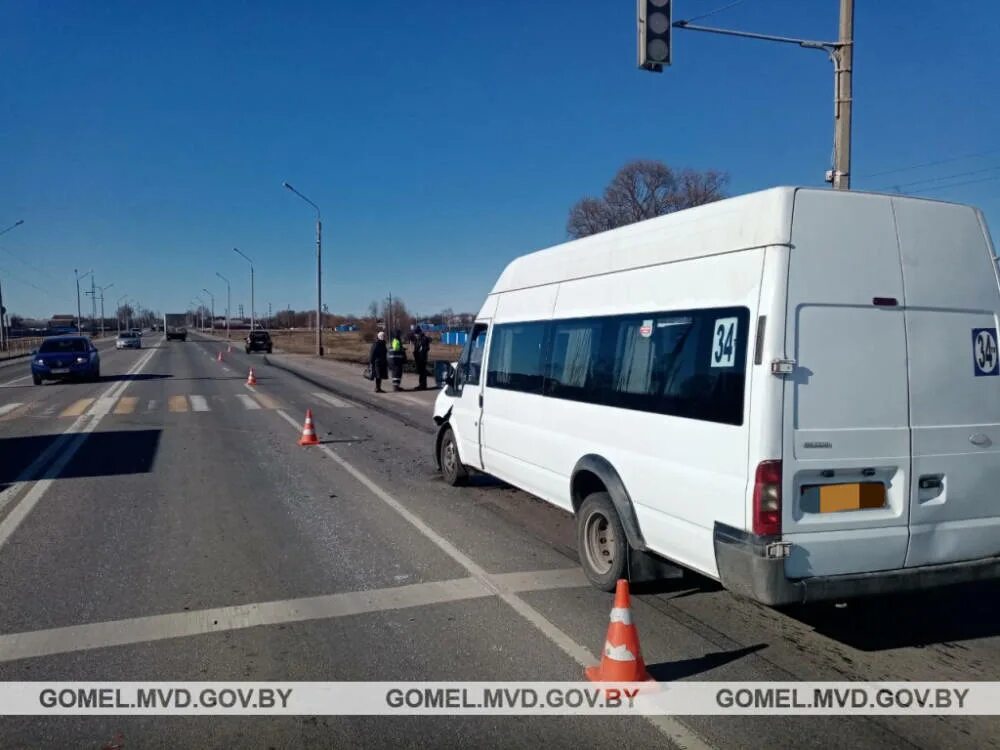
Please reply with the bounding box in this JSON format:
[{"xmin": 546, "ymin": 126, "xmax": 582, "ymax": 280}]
[
  {"xmin": 97, "ymin": 284, "xmax": 113, "ymax": 338},
  {"xmin": 283, "ymin": 181, "xmax": 324, "ymax": 357},
  {"xmin": 74, "ymin": 269, "xmax": 92, "ymax": 334},
  {"xmin": 0, "ymin": 220, "xmax": 24, "ymax": 351},
  {"xmin": 216, "ymin": 272, "xmax": 231, "ymax": 342},
  {"xmin": 116, "ymin": 294, "xmax": 127, "ymax": 336},
  {"xmin": 233, "ymin": 248, "xmax": 254, "ymax": 331},
  {"xmin": 202, "ymin": 289, "xmax": 215, "ymax": 332}
]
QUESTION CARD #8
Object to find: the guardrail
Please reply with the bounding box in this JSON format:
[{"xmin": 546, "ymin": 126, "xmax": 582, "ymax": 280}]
[{"xmin": 0, "ymin": 336, "xmax": 45, "ymax": 361}]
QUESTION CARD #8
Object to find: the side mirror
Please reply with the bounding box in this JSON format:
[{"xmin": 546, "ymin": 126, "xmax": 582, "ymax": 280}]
[{"xmin": 30, "ymin": 349, "xmax": 37, "ymax": 356}]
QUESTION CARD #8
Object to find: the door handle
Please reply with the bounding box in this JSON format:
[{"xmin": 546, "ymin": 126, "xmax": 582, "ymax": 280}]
[{"xmin": 918, "ymin": 475, "xmax": 943, "ymax": 490}]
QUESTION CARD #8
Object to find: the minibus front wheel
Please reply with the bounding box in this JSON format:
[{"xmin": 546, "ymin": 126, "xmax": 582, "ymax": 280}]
[
  {"xmin": 578, "ymin": 492, "xmax": 627, "ymax": 590},
  {"xmin": 439, "ymin": 427, "xmax": 469, "ymax": 486}
]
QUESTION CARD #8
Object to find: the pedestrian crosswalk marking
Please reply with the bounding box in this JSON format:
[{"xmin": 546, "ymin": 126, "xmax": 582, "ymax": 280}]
[
  {"xmin": 113, "ymin": 397, "xmax": 138, "ymax": 415},
  {"xmin": 0, "ymin": 403, "xmax": 22, "ymax": 417},
  {"xmin": 60, "ymin": 399, "xmax": 94, "ymax": 418},
  {"xmin": 189, "ymin": 395, "xmax": 210, "ymax": 412},
  {"xmin": 313, "ymin": 392, "xmax": 350, "ymax": 408},
  {"xmin": 235, "ymin": 394, "xmax": 260, "ymax": 410},
  {"xmin": 252, "ymin": 392, "xmax": 279, "ymax": 410},
  {"xmin": 168, "ymin": 395, "xmax": 189, "ymax": 413}
]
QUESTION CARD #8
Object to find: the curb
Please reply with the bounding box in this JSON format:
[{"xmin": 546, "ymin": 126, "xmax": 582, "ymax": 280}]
[{"xmin": 264, "ymin": 355, "xmax": 435, "ymax": 436}]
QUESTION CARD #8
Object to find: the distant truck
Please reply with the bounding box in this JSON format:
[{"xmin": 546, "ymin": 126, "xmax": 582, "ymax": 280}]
[{"xmin": 164, "ymin": 313, "xmax": 188, "ymax": 341}]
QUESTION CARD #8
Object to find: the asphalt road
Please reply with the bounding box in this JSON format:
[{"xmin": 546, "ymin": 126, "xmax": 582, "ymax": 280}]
[{"xmin": 0, "ymin": 332, "xmax": 997, "ymax": 748}]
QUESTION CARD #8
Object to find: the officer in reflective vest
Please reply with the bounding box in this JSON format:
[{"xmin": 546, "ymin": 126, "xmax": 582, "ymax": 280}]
[{"xmin": 388, "ymin": 329, "xmax": 406, "ymax": 391}]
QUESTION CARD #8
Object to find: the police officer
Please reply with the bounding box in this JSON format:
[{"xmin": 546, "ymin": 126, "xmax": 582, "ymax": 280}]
[
  {"xmin": 388, "ymin": 329, "xmax": 406, "ymax": 391},
  {"xmin": 412, "ymin": 326, "xmax": 431, "ymax": 390},
  {"xmin": 369, "ymin": 331, "xmax": 388, "ymax": 393}
]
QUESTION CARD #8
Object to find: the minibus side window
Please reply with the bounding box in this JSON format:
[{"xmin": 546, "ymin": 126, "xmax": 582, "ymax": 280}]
[
  {"xmin": 486, "ymin": 322, "xmax": 548, "ymax": 393},
  {"xmin": 455, "ymin": 323, "xmax": 488, "ymax": 392}
]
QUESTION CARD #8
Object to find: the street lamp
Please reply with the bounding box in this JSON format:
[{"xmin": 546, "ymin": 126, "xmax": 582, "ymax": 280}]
[
  {"xmin": 0, "ymin": 219, "xmax": 24, "ymax": 351},
  {"xmin": 216, "ymin": 272, "xmax": 231, "ymax": 342},
  {"xmin": 283, "ymin": 181, "xmax": 324, "ymax": 356},
  {"xmin": 97, "ymin": 283, "xmax": 113, "ymax": 337},
  {"xmin": 202, "ymin": 288, "xmax": 215, "ymax": 332},
  {"xmin": 233, "ymin": 248, "xmax": 254, "ymax": 331},
  {"xmin": 116, "ymin": 294, "xmax": 127, "ymax": 336},
  {"xmin": 74, "ymin": 269, "xmax": 92, "ymax": 334}
]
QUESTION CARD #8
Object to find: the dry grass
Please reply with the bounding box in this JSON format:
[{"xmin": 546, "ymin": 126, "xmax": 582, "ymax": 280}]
[{"xmin": 216, "ymin": 330, "xmax": 463, "ymax": 364}]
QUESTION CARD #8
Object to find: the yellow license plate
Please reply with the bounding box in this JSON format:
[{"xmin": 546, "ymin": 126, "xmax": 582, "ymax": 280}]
[{"xmin": 812, "ymin": 483, "xmax": 886, "ymax": 513}]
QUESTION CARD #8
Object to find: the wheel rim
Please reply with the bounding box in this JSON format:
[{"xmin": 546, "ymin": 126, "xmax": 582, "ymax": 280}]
[
  {"xmin": 583, "ymin": 510, "xmax": 616, "ymax": 576},
  {"xmin": 442, "ymin": 437, "xmax": 457, "ymax": 477}
]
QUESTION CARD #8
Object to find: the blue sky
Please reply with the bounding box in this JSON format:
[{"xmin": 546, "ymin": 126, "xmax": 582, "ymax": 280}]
[{"xmin": 1, "ymin": 0, "xmax": 998, "ymax": 320}]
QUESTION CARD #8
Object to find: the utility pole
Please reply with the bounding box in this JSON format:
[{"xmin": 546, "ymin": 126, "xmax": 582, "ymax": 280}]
[
  {"xmin": 97, "ymin": 284, "xmax": 113, "ymax": 337},
  {"xmin": 664, "ymin": 0, "xmax": 854, "ymax": 190},
  {"xmin": 832, "ymin": 0, "xmax": 854, "ymax": 190},
  {"xmin": 0, "ymin": 219, "xmax": 24, "ymax": 351}
]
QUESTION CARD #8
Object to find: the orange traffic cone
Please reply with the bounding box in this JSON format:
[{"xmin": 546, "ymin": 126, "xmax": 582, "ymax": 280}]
[
  {"xmin": 298, "ymin": 409, "xmax": 319, "ymax": 446},
  {"xmin": 217, "ymin": 350, "xmax": 223, "ymax": 362},
  {"xmin": 246, "ymin": 367, "xmax": 257, "ymax": 386},
  {"xmin": 585, "ymin": 579, "xmax": 653, "ymax": 683}
]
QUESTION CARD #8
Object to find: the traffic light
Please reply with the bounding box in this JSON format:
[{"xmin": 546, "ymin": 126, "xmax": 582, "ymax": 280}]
[{"xmin": 638, "ymin": 0, "xmax": 671, "ymax": 72}]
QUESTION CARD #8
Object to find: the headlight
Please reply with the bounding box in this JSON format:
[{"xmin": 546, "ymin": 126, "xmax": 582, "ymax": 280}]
[
  {"xmin": 34, "ymin": 358, "xmax": 44, "ymax": 365},
  {"xmin": 75, "ymin": 357, "xmax": 88, "ymax": 364}
]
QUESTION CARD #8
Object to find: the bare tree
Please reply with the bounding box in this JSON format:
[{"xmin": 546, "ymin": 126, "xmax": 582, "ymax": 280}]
[{"xmin": 566, "ymin": 159, "xmax": 728, "ymax": 239}]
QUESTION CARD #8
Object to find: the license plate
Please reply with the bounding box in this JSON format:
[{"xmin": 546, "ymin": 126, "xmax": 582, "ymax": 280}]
[
  {"xmin": 807, "ymin": 483, "xmax": 885, "ymax": 513},
  {"xmin": 50, "ymin": 368, "xmax": 70, "ymax": 374}
]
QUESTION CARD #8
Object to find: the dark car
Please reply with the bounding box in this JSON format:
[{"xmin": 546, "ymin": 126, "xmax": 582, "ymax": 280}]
[
  {"xmin": 245, "ymin": 330, "xmax": 273, "ymax": 354},
  {"xmin": 31, "ymin": 336, "xmax": 101, "ymax": 384}
]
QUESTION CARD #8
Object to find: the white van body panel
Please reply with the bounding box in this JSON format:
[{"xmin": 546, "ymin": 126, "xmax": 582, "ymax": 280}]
[
  {"xmin": 782, "ymin": 191, "xmax": 912, "ymax": 577},
  {"xmin": 893, "ymin": 199, "xmax": 1000, "ymax": 567}
]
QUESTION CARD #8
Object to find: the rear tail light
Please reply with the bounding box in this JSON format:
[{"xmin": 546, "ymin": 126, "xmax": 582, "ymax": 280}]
[{"xmin": 753, "ymin": 460, "xmax": 782, "ymax": 536}]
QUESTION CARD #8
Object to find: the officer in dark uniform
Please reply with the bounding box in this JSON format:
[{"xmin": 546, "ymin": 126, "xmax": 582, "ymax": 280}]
[{"xmin": 412, "ymin": 326, "xmax": 431, "ymax": 390}]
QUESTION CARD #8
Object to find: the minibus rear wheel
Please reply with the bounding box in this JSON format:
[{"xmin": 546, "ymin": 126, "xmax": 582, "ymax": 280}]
[
  {"xmin": 439, "ymin": 427, "xmax": 468, "ymax": 486},
  {"xmin": 578, "ymin": 492, "xmax": 627, "ymax": 591}
]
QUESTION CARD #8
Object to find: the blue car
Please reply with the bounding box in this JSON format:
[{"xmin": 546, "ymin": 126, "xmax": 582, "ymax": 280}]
[{"xmin": 31, "ymin": 336, "xmax": 101, "ymax": 385}]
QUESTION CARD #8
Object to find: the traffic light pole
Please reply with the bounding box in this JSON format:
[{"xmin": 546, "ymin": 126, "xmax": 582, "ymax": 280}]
[{"xmin": 670, "ymin": 0, "xmax": 854, "ymax": 190}]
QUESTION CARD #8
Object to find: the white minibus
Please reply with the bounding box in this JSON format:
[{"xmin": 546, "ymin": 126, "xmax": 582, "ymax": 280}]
[{"xmin": 433, "ymin": 187, "xmax": 1000, "ymax": 605}]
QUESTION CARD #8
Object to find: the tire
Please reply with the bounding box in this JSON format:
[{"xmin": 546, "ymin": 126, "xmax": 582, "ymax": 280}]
[
  {"xmin": 32, "ymin": 374, "xmax": 42, "ymax": 385},
  {"xmin": 577, "ymin": 492, "xmax": 629, "ymax": 591},
  {"xmin": 439, "ymin": 427, "xmax": 468, "ymax": 486}
]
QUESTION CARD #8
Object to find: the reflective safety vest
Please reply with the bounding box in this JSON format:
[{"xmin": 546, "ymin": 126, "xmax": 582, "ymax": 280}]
[{"xmin": 391, "ymin": 338, "xmax": 402, "ymax": 352}]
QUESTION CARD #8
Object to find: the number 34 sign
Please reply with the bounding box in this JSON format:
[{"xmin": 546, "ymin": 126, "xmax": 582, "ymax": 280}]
[{"xmin": 973, "ymin": 328, "xmax": 999, "ymax": 376}]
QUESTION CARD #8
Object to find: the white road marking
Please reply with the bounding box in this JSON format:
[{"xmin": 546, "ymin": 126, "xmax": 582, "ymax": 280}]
[
  {"xmin": 312, "ymin": 392, "xmax": 350, "ymax": 408},
  {"xmin": 0, "ymin": 571, "xmax": 591, "ymax": 664},
  {"xmin": 396, "ymin": 394, "xmax": 430, "ymax": 408},
  {"xmin": 0, "ymin": 403, "xmax": 22, "ymax": 417},
  {"xmin": 189, "ymin": 395, "xmax": 210, "ymax": 412},
  {"xmin": 272, "ymin": 409, "xmax": 710, "ymax": 749},
  {"xmin": 0, "ymin": 339, "xmax": 163, "ymax": 550},
  {"xmin": 0, "ymin": 375, "xmax": 30, "ymax": 387},
  {"xmin": 39, "ymin": 405, "xmax": 56, "ymax": 417},
  {"xmin": 235, "ymin": 394, "xmax": 260, "ymax": 410},
  {"xmin": 147, "ymin": 399, "xmax": 158, "ymax": 412}
]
